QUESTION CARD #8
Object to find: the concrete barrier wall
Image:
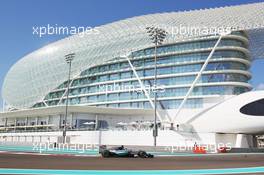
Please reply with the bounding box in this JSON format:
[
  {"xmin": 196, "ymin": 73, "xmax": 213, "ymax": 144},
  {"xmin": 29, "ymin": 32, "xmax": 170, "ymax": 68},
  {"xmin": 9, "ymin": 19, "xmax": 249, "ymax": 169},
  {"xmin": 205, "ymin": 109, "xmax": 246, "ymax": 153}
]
[
  {"xmin": 0, "ymin": 130, "xmax": 218, "ymax": 147},
  {"xmin": 1, "ymin": 130, "xmax": 256, "ymax": 149}
]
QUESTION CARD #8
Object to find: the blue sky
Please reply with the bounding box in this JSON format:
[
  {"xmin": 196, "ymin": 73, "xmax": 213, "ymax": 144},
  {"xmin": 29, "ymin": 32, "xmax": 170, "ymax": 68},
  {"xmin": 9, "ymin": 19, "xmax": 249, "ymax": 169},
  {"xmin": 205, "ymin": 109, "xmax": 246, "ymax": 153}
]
[{"xmin": 0, "ymin": 0, "xmax": 264, "ymax": 110}]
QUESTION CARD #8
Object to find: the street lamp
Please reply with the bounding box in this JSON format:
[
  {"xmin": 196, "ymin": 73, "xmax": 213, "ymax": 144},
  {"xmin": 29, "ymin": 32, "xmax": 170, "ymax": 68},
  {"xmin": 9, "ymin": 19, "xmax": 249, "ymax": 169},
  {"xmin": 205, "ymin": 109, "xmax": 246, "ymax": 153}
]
[
  {"xmin": 146, "ymin": 27, "xmax": 167, "ymax": 147},
  {"xmin": 63, "ymin": 53, "xmax": 75, "ymax": 144}
]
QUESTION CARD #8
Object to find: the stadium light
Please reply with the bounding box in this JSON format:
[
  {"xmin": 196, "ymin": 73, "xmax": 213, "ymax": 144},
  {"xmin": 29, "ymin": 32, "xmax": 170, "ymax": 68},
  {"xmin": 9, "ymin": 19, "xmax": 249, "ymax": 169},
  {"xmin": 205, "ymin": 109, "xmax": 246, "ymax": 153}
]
[
  {"xmin": 63, "ymin": 53, "xmax": 75, "ymax": 144},
  {"xmin": 146, "ymin": 27, "xmax": 167, "ymax": 147}
]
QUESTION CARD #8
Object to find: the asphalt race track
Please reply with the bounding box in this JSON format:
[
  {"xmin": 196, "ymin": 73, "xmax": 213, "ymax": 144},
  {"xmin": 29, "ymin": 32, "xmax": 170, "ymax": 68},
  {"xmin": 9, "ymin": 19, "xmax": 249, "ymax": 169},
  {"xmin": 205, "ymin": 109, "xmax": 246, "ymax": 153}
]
[{"xmin": 0, "ymin": 152, "xmax": 264, "ymax": 170}]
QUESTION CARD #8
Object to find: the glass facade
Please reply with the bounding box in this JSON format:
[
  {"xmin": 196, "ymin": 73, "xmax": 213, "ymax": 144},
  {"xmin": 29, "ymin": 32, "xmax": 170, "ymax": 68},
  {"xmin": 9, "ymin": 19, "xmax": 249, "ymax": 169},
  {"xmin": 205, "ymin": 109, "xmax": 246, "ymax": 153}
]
[{"xmin": 34, "ymin": 32, "xmax": 251, "ymax": 110}]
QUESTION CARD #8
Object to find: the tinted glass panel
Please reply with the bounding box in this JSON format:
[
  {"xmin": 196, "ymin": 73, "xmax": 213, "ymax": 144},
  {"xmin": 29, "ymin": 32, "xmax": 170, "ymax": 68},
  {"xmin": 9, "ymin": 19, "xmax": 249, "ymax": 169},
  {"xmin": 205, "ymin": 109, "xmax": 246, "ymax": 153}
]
[{"xmin": 240, "ymin": 99, "xmax": 264, "ymax": 116}]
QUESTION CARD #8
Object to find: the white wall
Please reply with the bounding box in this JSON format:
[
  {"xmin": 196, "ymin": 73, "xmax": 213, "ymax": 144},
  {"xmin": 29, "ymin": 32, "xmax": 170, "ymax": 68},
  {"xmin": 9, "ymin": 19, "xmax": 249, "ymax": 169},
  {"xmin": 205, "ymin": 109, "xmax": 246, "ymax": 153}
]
[
  {"xmin": 0, "ymin": 130, "xmax": 246, "ymax": 148},
  {"xmin": 0, "ymin": 130, "xmax": 255, "ymax": 149}
]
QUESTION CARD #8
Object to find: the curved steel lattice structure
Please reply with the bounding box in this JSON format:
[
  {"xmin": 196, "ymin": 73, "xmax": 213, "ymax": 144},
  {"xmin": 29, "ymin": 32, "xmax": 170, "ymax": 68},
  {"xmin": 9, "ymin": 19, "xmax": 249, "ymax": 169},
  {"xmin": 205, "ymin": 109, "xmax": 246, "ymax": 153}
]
[{"xmin": 2, "ymin": 2, "xmax": 264, "ymax": 109}]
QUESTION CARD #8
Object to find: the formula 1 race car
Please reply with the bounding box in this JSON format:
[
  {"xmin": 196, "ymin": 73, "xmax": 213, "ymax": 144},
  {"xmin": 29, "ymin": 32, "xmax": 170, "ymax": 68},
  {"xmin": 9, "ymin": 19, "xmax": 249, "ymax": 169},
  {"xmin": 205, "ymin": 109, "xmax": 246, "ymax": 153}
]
[{"xmin": 99, "ymin": 145, "xmax": 154, "ymax": 158}]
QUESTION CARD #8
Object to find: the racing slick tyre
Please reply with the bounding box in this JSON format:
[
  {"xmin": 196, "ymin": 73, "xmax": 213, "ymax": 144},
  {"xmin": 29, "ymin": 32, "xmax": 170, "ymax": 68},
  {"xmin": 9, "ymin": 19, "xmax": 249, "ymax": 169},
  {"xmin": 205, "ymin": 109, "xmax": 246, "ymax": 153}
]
[
  {"xmin": 138, "ymin": 151, "xmax": 147, "ymax": 158},
  {"xmin": 102, "ymin": 150, "xmax": 110, "ymax": 158},
  {"xmin": 147, "ymin": 154, "xmax": 154, "ymax": 158}
]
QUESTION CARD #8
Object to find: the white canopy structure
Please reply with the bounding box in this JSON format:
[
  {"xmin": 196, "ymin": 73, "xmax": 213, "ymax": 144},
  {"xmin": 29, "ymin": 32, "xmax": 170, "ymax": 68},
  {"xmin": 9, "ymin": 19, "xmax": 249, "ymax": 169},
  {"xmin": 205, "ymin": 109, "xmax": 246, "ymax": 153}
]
[{"xmin": 2, "ymin": 2, "xmax": 264, "ymax": 109}]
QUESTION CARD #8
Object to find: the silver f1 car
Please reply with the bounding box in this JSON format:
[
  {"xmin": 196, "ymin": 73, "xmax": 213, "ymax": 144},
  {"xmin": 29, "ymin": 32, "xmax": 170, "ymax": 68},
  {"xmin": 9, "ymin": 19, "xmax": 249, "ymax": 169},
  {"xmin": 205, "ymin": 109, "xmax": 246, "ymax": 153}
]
[{"xmin": 99, "ymin": 145, "xmax": 154, "ymax": 158}]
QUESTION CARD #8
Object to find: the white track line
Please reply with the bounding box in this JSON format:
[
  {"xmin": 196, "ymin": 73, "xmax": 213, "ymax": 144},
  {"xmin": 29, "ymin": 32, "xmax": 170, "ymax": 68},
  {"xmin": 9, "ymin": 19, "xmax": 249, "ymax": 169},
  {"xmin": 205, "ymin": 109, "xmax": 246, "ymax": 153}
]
[{"xmin": 0, "ymin": 151, "xmax": 100, "ymax": 157}]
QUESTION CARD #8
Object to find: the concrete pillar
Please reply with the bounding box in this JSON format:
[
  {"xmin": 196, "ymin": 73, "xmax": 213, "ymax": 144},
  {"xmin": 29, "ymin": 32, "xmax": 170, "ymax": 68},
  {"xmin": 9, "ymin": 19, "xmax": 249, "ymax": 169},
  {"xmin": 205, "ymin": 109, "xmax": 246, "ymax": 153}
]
[
  {"xmin": 252, "ymin": 135, "xmax": 258, "ymax": 148},
  {"xmin": 71, "ymin": 113, "xmax": 74, "ymax": 129},
  {"xmin": 4, "ymin": 118, "xmax": 7, "ymax": 127},
  {"xmin": 71, "ymin": 114, "xmax": 74, "ymax": 129},
  {"xmin": 59, "ymin": 114, "xmax": 62, "ymax": 129},
  {"xmin": 14, "ymin": 118, "xmax": 17, "ymax": 132},
  {"xmin": 25, "ymin": 117, "xmax": 28, "ymax": 131},
  {"xmin": 47, "ymin": 116, "xmax": 50, "ymax": 131},
  {"xmin": 35, "ymin": 117, "xmax": 39, "ymax": 126},
  {"xmin": 4, "ymin": 118, "xmax": 7, "ymax": 132},
  {"xmin": 235, "ymin": 134, "xmax": 253, "ymax": 148},
  {"xmin": 95, "ymin": 114, "xmax": 98, "ymax": 130}
]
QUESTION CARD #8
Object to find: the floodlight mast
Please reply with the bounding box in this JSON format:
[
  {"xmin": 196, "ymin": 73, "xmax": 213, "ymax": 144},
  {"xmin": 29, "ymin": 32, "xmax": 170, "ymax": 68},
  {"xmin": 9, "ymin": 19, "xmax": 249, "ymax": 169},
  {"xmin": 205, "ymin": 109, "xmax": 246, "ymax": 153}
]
[
  {"xmin": 146, "ymin": 27, "xmax": 167, "ymax": 147},
  {"xmin": 63, "ymin": 53, "xmax": 75, "ymax": 144}
]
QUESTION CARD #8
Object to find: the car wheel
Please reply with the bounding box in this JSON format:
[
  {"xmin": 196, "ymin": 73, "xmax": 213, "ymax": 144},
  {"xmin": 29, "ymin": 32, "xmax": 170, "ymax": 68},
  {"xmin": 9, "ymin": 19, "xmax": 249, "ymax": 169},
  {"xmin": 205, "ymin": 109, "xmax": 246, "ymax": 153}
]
[
  {"xmin": 148, "ymin": 154, "xmax": 154, "ymax": 158},
  {"xmin": 102, "ymin": 150, "xmax": 110, "ymax": 158},
  {"xmin": 138, "ymin": 151, "xmax": 147, "ymax": 158}
]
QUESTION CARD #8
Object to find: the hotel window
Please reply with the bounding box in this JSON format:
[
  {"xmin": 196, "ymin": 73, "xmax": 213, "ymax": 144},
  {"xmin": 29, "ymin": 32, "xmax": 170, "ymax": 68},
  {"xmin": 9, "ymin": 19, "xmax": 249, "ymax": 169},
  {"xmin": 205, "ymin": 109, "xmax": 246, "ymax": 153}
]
[
  {"xmin": 157, "ymin": 78, "xmax": 171, "ymax": 86},
  {"xmin": 80, "ymin": 78, "xmax": 89, "ymax": 85},
  {"xmin": 158, "ymin": 56, "xmax": 174, "ymax": 65},
  {"xmin": 119, "ymin": 103, "xmax": 130, "ymax": 108},
  {"xmin": 131, "ymin": 102, "xmax": 138, "ymax": 108},
  {"xmin": 145, "ymin": 58, "xmax": 154, "ymax": 66},
  {"xmin": 120, "ymin": 62, "xmax": 129, "ymax": 69},
  {"xmin": 119, "ymin": 92, "xmax": 130, "ymax": 100},
  {"xmin": 161, "ymin": 100, "xmax": 175, "ymax": 109},
  {"xmin": 120, "ymin": 71, "xmax": 131, "ymax": 79},
  {"xmin": 97, "ymin": 94, "xmax": 106, "ymax": 102},
  {"xmin": 144, "ymin": 101, "xmax": 152, "ymax": 109},
  {"xmin": 108, "ymin": 93, "xmax": 119, "ymax": 101},
  {"xmin": 144, "ymin": 79, "xmax": 154, "ymax": 86},
  {"xmin": 88, "ymin": 96, "xmax": 97, "ymax": 103},
  {"xmin": 138, "ymin": 102, "xmax": 144, "ymax": 108},
  {"xmin": 132, "ymin": 70, "xmax": 144, "ymax": 78},
  {"xmin": 70, "ymin": 98, "xmax": 80, "ymax": 105},
  {"xmin": 99, "ymin": 65, "xmax": 108, "ymax": 72},
  {"xmin": 158, "ymin": 66, "xmax": 171, "ymax": 75},
  {"xmin": 109, "ymin": 73, "xmax": 119, "ymax": 80},
  {"xmin": 71, "ymin": 79, "xmax": 80, "ymax": 87},
  {"xmin": 145, "ymin": 48, "xmax": 154, "ymax": 55},
  {"xmin": 131, "ymin": 81, "xmax": 140, "ymax": 87},
  {"xmin": 89, "ymin": 67, "xmax": 98, "ymax": 74},
  {"xmin": 109, "ymin": 64, "xmax": 119, "ymax": 71},
  {"xmin": 89, "ymin": 86, "xmax": 97, "ymax": 93},
  {"xmin": 99, "ymin": 75, "xmax": 108, "ymax": 82},
  {"xmin": 80, "ymin": 97, "xmax": 88, "ymax": 104},
  {"xmin": 132, "ymin": 60, "xmax": 144, "ymax": 67},
  {"xmin": 131, "ymin": 92, "xmax": 139, "ymax": 99},
  {"xmin": 107, "ymin": 103, "xmax": 118, "ymax": 108},
  {"xmin": 80, "ymin": 69, "xmax": 89, "ymax": 76},
  {"xmin": 121, "ymin": 81, "xmax": 131, "ymax": 86},
  {"xmin": 144, "ymin": 69, "xmax": 154, "ymax": 76},
  {"xmin": 70, "ymin": 89, "xmax": 79, "ymax": 96},
  {"xmin": 89, "ymin": 76, "xmax": 97, "ymax": 83},
  {"xmin": 80, "ymin": 87, "xmax": 88, "ymax": 94}
]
